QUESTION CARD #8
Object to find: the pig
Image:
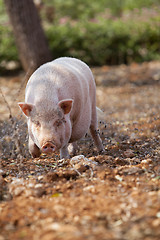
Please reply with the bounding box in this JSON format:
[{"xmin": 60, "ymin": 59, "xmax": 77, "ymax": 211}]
[{"xmin": 18, "ymin": 57, "xmax": 104, "ymax": 159}]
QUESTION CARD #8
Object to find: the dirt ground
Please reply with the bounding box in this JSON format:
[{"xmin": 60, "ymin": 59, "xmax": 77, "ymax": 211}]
[{"xmin": 0, "ymin": 61, "xmax": 160, "ymax": 240}]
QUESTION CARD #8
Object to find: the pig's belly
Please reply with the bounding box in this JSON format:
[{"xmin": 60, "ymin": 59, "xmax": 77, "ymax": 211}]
[
  {"xmin": 69, "ymin": 111, "xmax": 91, "ymax": 143},
  {"xmin": 69, "ymin": 126, "xmax": 89, "ymax": 143}
]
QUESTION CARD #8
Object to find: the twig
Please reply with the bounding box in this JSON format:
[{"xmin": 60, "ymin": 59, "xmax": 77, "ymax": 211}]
[
  {"xmin": 0, "ymin": 63, "xmax": 33, "ymax": 120},
  {"xmin": 0, "ymin": 87, "xmax": 13, "ymax": 121},
  {"xmin": 0, "ymin": 64, "xmax": 35, "ymax": 160},
  {"xmin": 11, "ymin": 63, "xmax": 34, "ymax": 105},
  {"xmin": 70, "ymin": 163, "xmax": 82, "ymax": 176}
]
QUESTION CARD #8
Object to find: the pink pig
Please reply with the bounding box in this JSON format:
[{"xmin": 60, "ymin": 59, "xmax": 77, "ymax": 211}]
[{"xmin": 18, "ymin": 57, "xmax": 104, "ymax": 159}]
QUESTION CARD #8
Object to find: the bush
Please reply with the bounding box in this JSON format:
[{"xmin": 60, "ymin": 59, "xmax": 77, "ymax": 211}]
[
  {"xmin": 46, "ymin": 15, "xmax": 160, "ymax": 66},
  {"xmin": 43, "ymin": 0, "xmax": 160, "ymax": 19},
  {"xmin": 0, "ymin": 0, "xmax": 18, "ymax": 65},
  {"xmin": 0, "ymin": 25, "xmax": 18, "ymax": 63},
  {"xmin": 0, "ymin": 0, "xmax": 160, "ymax": 68}
]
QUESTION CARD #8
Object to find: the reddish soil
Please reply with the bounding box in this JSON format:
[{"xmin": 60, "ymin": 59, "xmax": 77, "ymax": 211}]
[{"xmin": 0, "ymin": 61, "xmax": 160, "ymax": 240}]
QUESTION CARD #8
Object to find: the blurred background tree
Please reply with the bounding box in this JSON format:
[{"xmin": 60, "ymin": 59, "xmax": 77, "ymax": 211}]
[
  {"xmin": 4, "ymin": 0, "xmax": 52, "ymax": 73},
  {"xmin": 0, "ymin": 0, "xmax": 160, "ymax": 72}
]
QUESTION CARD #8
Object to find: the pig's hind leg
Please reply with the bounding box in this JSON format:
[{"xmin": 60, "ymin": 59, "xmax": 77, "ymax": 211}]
[
  {"xmin": 29, "ymin": 136, "xmax": 41, "ymax": 158},
  {"xmin": 90, "ymin": 107, "xmax": 104, "ymax": 153}
]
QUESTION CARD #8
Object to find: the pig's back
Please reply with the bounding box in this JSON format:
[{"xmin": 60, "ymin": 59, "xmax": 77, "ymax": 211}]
[
  {"xmin": 26, "ymin": 57, "xmax": 95, "ymax": 105},
  {"xmin": 54, "ymin": 57, "xmax": 93, "ymax": 85}
]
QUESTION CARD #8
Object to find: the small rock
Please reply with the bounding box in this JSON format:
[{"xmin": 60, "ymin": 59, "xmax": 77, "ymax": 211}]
[
  {"xmin": 13, "ymin": 187, "xmax": 25, "ymax": 196},
  {"xmin": 152, "ymin": 219, "xmax": 160, "ymax": 227},
  {"xmin": 35, "ymin": 184, "xmax": 43, "ymax": 188},
  {"xmin": 83, "ymin": 185, "xmax": 95, "ymax": 192},
  {"xmin": 153, "ymin": 72, "xmax": 160, "ymax": 81},
  {"xmin": 97, "ymin": 170, "xmax": 106, "ymax": 180},
  {"xmin": 156, "ymin": 212, "xmax": 160, "ymax": 218},
  {"xmin": 123, "ymin": 149, "xmax": 135, "ymax": 158},
  {"xmin": 115, "ymin": 175, "xmax": 123, "ymax": 182},
  {"xmin": 0, "ymin": 235, "xmax": 5, "ymax": 240},
  {"xmin": 4, "ymin": 223, "xmax": 15, "ymax": 231},
  {"xmin": 0, "ymin": 170, "xmax": 7, "ymax": 178},
  {"xmin": 115, "ymin": 157, "xmax": 130, "ymax": 166},
  {"xmin": 118, "ymin": 166, "xmax": 144, "ymax": 176},
  {"xmin": 2, "ymin": 193, "xmax": 12, "ymax": 201},
  {"xmin": 34, "ymin": 187, "xmax": 46, "ymax": 198},
  {"xmin": 141, "ymin": 159, "xmax": 152, "ymax": 164},
  {"xmin": 44, "ymin": 172, "xmax": 59, "ymax": 182},
  {"xmin": 38, "ymin": 175, "xmax": 44, "ymax": 181},
  {"xmin": 46, "ymin": 222, "xmax": 60, "ymax": 231}
]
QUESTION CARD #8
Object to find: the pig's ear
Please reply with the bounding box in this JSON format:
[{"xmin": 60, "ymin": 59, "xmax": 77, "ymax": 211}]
[
  {"xmin": 58, "ymin": 99, "xmax": 73, "ymax": 115},
  {"xmin": 18, "ymin": 102, "xmax": 34, "ymax": 117}
]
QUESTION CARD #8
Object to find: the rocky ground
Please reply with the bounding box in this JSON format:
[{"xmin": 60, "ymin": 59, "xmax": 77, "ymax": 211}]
[{"xmin": 0, "ymin": 61, "xmax": 160, "ymax": 240}]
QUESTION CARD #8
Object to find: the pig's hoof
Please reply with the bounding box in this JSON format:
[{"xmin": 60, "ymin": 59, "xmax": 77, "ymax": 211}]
[
  {"xmin": 30, "ymin": 149, "xmax": 41, "ymax": 158},
  {"xmin": 31, "ymin": 152, "xmax": 41, "ymax": 158},
  {"xmin": 29, "ymin": 143, "xmax": 41, "ymax": 158}
]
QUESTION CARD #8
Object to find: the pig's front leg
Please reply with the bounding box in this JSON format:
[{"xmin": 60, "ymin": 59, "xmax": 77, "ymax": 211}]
[
  {"xmin": 90, "ymin": 124, "xmax": 104, "ymax": 153},
  {"xmin": 29, "ymin": 136, "xmax": 41, "ymax": 158},
  {"xmin": 60, "ymin": 145, "xmax": 70, "ymax": 159}
]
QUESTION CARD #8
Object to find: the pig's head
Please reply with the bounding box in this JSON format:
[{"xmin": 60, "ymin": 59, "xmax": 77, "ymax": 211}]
[{"xmin": 18, "ymin": 99, "xmax": 73, "ymax": 155}]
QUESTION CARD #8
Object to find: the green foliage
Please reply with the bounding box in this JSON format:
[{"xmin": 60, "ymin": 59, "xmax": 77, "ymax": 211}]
[
  {"xmin": 0, "ymin": 0, "xmax": 18, "ymax": 63},
  {"xmin": 0, "ymin": 25, "xmax": 18, "ymax": 63},
  {"xmin": 43, "ymin": 0, "xmax": 160, "ymax": 19},
  {"xmin": 0, "ymin": 0, "xmax": 160, "ymax": 67},
  {"xmin": 46, "ymin": 16, "xmax": 160, "ymax": 65}
]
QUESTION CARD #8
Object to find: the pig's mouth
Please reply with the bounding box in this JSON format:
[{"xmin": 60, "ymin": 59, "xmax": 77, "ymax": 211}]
[{"xmin": 41, "ymin": 141, "xmax": 57, "ymax": 154}]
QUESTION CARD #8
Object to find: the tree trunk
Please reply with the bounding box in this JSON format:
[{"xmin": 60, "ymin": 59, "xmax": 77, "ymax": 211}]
[{"xmin": 4, "ymin": 0, "xmax": 52, "ymax": 73}]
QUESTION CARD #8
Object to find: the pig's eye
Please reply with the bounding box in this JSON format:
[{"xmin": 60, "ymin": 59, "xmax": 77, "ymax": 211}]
[
  {"xmin": 62, "ymin": 117, "xmax": 66, "ymax": 123},
  {"xmin": 55, "ymin": 120, "xmax": 62, "ymax": 127},
  {"xmin": 35, "ymin": 121, "xmax": 41, "ymax": 127}
]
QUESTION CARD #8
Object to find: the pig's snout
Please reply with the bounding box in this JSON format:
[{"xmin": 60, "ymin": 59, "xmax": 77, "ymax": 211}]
[{"xmin": 42, "ymin": 142, "xmax": 56, "ymax": 154}]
